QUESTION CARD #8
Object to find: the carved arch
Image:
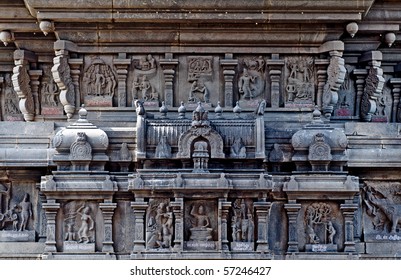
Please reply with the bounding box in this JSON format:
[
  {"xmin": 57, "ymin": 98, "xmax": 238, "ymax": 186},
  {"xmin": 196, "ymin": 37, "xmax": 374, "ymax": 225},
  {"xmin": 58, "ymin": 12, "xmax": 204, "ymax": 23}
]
[{"xmin": 177, "ymin": 127, "xmax": 225, "ymax": 159}]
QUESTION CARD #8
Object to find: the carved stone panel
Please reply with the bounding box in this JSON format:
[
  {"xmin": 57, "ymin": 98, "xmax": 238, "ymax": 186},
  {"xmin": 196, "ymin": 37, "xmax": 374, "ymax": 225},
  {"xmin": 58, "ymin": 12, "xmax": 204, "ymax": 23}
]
[
  {"xmin": 184, "ymin": 200, "xmax": 217, "ymax": 250},
  {"xmin": 2, "ymin": 73, "xmax": 22, "ymax": 121},
  {"xmin": 334, "ymin": 64, "xmax": 356, "ymax": 117},
  {"xmin": 40, "ymin": 64, "xmax": 62, "ymax": 115},
  {"xmin": 81, "ymin": 56, "xmax": 117, "ymax": 107},
  {"xmin": 362, "ymin": 183, "xmax": 401, "ymax": 241},
  {"xmin": 230, "ymin": 198, "xmax": 255, "ymax": 251},
  {"xmin": 284, "ymin": 56, "xmax": 315, "ymax": 108},
  {"xmin": 145, "ymin": 199, "xmax": 173, "ymax": 251}
]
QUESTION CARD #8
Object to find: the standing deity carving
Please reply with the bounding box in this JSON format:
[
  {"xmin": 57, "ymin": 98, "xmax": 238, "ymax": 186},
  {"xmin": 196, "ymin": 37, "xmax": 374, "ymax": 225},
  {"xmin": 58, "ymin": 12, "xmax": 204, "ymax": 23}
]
[
  {"xmin": 231, "ymin": 199, "xmax": 254, "ymax": 243},
  {"xmin": 4, "ymin": 74, "xmax": 21, "ymax": 117},
  {"xmin": 146, "ymin": 200, "xmax": 174, "ymax": 249},
  {"xmin": 131, "ymin": 54, "xmax": 159, "ymax": 104},
  {"xmin": 64, "ymin": 201, "xmax": 95, "ymax": 244},
  {"xmin": 237, "ymin": 57, "xmax": 266, "ymax": 101},
  {"xmin": 189, "ymin": 79, "xmax": 210, "ymax": 103}
]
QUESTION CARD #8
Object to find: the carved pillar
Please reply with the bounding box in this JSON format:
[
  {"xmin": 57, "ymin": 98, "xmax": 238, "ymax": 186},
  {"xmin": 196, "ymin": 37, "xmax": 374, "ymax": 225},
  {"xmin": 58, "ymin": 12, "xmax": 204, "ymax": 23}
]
[
  {"xmin": 43, "ymin": 200, "xmax": 60, "ymax": 253},
  {"xmin": 99, "ymin": 202, "xmax": 117, "ymax": 253},
  {"xmin": 255, "ymin": 115, "xmax": 266, "ymax": 159},
  {"xmin": 219, "ymin": 199, "xmax": 231, "ymax": 251},
  {"xmin": 266, "ymin": 55, "xmax": 284, "ymax": 108},
  {"xmin": 359, "ymin": 51, "xmax": 384, "ymax": 122},
  {"xmin": 220, "ymin": 53, "xmax": 238, "ymax": 107},
  {"xmin": 135, "ymin": 101, "xmax": 146, "ymax": 159},
  {"xmin": 12, "ymin": 50, "xmax": 37, "ymax": 122},
  {"xmin": 28, "ymin": 70, "xmax": 43, "ymax": 116},
  {"xmin": 131, "ymin": 200, "xmax": 148, "ymax": 253},
  {"xmin": 254, "ymin": 201, "xmax": 271, "ymax": 253},
  {"xmin": 390, "ymin": 78, "xmax": 401, "ymax": 122},
  {"xmin": 340, "ymin": 202, "xmax": 358, "ymax": 252},
  {"xmin": 38, "ymin": 192, "xmax": 47, "ymax": 243},
  {"xmin": 113, "ymin": 54, "xmax": 131, "ymax": 107},
  {"xmin": 171, "ymin": 197, "xmax": 184, "ymax": 251},
  {"xmin": 52, "ymin": 40, "xmax": 77, "ymax": 119},
  {"xmin": 284, "ymin": 202, "xmax": 301, "ymax": 253},
  {"xmin": 353, "ymin": 69, "xmax": 368, "ymax": 118},
  {"xmin": 160, "ymin": 53, "xmax": 178, "ymax": 107},
  {"xmin": 315, "ymin": 59, "xmax": 330, "ymax": 110},
  {"xmin": 69, "ymin": 58, "xmax": 83, "ymax": 108}
]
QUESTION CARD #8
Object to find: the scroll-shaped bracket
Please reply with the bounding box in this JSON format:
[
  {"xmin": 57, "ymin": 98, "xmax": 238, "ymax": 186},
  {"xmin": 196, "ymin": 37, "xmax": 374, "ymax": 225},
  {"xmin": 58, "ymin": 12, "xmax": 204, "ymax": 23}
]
[
  {"xmin": 12, "ymin": 50, "xmax": 37, "ymax": 122},
  {"xmin": 52, "ymin": 40, "xmax": 78, "ymax": 119}
]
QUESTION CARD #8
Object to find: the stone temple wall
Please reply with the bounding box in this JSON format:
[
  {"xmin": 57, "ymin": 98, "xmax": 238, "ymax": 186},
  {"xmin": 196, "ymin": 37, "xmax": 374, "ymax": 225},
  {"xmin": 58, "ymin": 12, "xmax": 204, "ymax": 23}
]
[{"xmin": 0, "ymin": 0, "xmax": 401, "ymax": 259}]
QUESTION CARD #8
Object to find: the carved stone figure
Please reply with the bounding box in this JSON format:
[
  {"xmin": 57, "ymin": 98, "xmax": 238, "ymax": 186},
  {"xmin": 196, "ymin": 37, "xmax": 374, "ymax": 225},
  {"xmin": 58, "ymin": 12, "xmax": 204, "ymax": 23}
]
[
  {"xmin": 18, "ymin": 193, "xmax": 32, "ymax": 231},
  {"xmin": 4, "ymin": 74, "xmax": 21, "ymax": 115},
  {"xmin": 285, "ymin": 56, "xmax": 315, "ymax": 104},
  {"xmin": 230, "ymin": 137, "xmax": 246, "ymax": 158},
  {"xmin": 139, "ymin": 75, "xmax": 158, "ymax": 101},
  {"xmin": 146, "ymin": 201, "xmax": 173, "ymax": 249},
  {"xmin": 0, "ymin": 204, "xmax": 18, "ymax": 231},
  {"xmin": 155, "ymin": 136, "xmax": 172, "ymax": 158},
  {"xmin": 189, "ymin": 80, "xmax": 210, "ymax": 103},
  {"xmin": 189, "ymin": 204, "xmax": 212, "ymax": 241},
  {"xmin": 363, "ymin": 185, "xmax": 401, "ymax": 234},
  {"xmin": 82, "ymin": 58, "xmax": 116, "ymax": 97},
  {"xmin": 70, "ymin": 132, "xmax": 92, "ymax": 161},
  {"xmin": 305, "ymin": 202, "xmax": 334, "ymax": 245},
  {"xmin": 232, "ymin": 199, "xmax": 254, "ymax": 242},
  {"xmin": 238, "ymin": 68, "xmax": 257, "ymax": 99},
  {"xmin": 76, "ymin": 205, "xmax": 94, "ymax": 243},
  {"xmin": 131, "ymin": 77, "xmax": 140, "ymax": 100},
  {"xmin": 188, "ymin": 56, "xmax": 213, "ymax": 81}
]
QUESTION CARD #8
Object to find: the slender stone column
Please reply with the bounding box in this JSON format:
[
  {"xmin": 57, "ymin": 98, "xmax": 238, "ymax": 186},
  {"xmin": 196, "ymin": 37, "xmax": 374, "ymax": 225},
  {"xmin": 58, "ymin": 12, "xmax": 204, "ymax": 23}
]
[
  {"xmin": 160, "ymin": 53, "xmax": 179, "ymax": 107},
  {"xmin": 254, "ymin": 201, "xmax": 271, "ymax": 253},
  {"xmin": 28, "ymin": 69, "xmax": 43, "ymax": 115},
  {"xmin": 42, "ymin": 200, "xmax": 60, "ymax": 253},
  {"xmin": 113, "ymin": 53, "xmax": 131, "ymax": 107},
  {"xmin": 353, "ymin": 69, "xmax": 368, "ymax": 118},
  {"xmin": 315, "ymin": 59, "xmax": 329, "ymax": 110},
  {"xmin": 171, "ymin": 197, "xmax": 184, "ymax": 251},
  {"xmin": 69, "ymin": 58, "xmax": 83, "ymax": 108},
  {"xmin": 284, "ymin": 202, "xmax": 301, "ymax": 253},
  {"xmin": 390, "ymin": 78, "xmax": 401, "ymax": 122},
  {"xmin": 340, "ymin": 202, "xmax": 358, "ymax": 252},
  {"xmin": 131, "ymin": 200, "xmax": 148, "ymax": 253},
  {"xmin": 266, "ymin": 55, "xmax": 284, "ymax": 108},
  {"xmin": 220, "ymin": 53, "xmax": 238, "ymax": 107},
  {"xmin": 219, "ymin": 199, "xmax": 231, "ymax": 251},
  {"xmin": 99, "ymin": 202, "xmax": 117, "ymax": 253}
]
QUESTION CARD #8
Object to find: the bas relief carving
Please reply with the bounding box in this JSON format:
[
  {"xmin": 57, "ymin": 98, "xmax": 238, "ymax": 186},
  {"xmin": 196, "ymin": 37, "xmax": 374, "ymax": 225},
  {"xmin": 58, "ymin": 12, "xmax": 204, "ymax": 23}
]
[
  {"xmin": 0, "ymin": 188, "xmax": 33, "ymax": 232},
  {"xmin": 146, "ymin": 199, "xmax": 173, "ymax": 250},
  {"xmin": 305, "ymin": 202, "xmax": 336, "ymax": 246},
  {"xmin": 362, "ymin": 184, "xmax": 401, "ymax": 235},
  {"xmin": 237, "ymin": 57, "xmax": 266, "ymax": 101},
  {"xmin": 82, "ymin": 57, "xmax": 117, "ymax": 106},
  {"xmin": 131, "ymin": 54, "xmax": 159, "ymax": 104},
  {"xmin": 40, "ymin": 64, "xmax": 60, "ymax": 112},
  {"xmin": 3, "ymin": 74, "xmax": 22, "ymax": 119},
  {"xmin": 185, "ymin": 200, "xmax": 216, "ymax": 243},
  {"xmin": 334, "ymin": 64, "xmax": 355, "ymax": 117},
  {"xmin": 187, "ymin": 56, "xmax": 213, "ymax": 82},
  {"xmin": 285, "ymin": 56, "xmax": 315, "ymax": 106},
  {"xmin": 64, "ymin": 201, "xmax": 95, "ymax": 244},
  {"xmin": 231, "ymin": 199, "xmax": 254, "ymax": 243}
]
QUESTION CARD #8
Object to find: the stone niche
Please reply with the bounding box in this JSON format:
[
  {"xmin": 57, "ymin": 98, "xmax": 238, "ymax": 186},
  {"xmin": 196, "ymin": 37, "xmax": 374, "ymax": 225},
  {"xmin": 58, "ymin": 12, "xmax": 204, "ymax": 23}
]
[{"xmin": 184, "ymin": 200, "xmax": 218, "ymax": 250}]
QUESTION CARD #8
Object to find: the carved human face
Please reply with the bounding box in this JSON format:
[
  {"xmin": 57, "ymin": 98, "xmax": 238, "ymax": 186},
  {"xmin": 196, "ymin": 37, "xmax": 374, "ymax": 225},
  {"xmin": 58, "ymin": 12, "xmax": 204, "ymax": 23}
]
[{"xmin": 198, "ymin": 205, "xmax": 204, "ymax": 214}]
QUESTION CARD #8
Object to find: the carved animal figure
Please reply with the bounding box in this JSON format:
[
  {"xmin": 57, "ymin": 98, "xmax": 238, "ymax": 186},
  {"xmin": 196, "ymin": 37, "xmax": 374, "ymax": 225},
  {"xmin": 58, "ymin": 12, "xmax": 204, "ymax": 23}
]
[{"xmin": 363, "ymin": 185, "xmax": 401, "ymax": 234}]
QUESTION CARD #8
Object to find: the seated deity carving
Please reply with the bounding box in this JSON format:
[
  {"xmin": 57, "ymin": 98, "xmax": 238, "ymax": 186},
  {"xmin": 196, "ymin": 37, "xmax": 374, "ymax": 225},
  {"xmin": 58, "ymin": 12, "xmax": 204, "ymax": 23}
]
[
  {"xmin": 189, "ymin": 80, "xmax": 210, "ymax": 103},
  {"xmin": 155, "ymin": 136, "xmax": 172, "ymax": 158},
  {"xmin": 189, "ymin": 204, "xmax": 213, "ymax": 241}
]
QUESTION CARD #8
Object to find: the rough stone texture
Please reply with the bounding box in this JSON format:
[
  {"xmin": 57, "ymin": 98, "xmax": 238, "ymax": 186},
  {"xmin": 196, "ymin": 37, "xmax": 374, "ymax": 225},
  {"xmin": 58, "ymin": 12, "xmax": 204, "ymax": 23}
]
[{"xmin": 0, "ymin": 0, "xmax": 401, "ymax": 260}]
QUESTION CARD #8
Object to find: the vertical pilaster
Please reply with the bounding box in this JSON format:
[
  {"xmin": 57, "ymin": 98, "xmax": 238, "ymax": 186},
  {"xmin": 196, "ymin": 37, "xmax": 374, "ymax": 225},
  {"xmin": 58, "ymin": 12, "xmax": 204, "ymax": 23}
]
[
  {"xmin": 284, "ymin": 202, "xmax": 301, "ymax": 253},
  {"xmin": 220, "ymin": 53, "xmax": 238, "ymax": 107},
  {"xmin": 315, "ymin": 59, "xmax": 329, "ymax": 110},
  {"xmin": 390, "ymin": 78, "xmax": 401, "ymax": 122},
  {"xmin": 353, "ymin": 69, "xmax": 368, "ymax": 118},
  {"xmin": 131, "ymin": 200, "xmax": 148, "ymax": 253},
  {"xmin": 171, "ymin": 197, "xmax": 184, "ymax": 252},
  {"xmin": 254, "ymin": 201, "xmax": 271, "ymax": 253},
  {"xmin": 113, "ymin": 53, "xmax": 131, "ymax": 107},
  {"xmin": 28, "ymin": 69, "xmax": 43, "ymax": 115},
  {"xmin": 160, "ymin": 53, "xmax": 178, "ymax": 107},
  {"xmin": 99, "ymin": 202, "xmax": 117, "ymax": 253},
  {"xmin": 219, "ymin": 199, "xmax": 231, "ymax": 251},
  {"xmin": 341, "ymin": 202, "xmax": 358, "ymax": 253},
  {"xmin": 69, "ymin": 58, "xmax": 83, "ymax": 108},
  {"xmin": 42, "ymin": 200, "xmax": 60, "ymax": 253},
  {"xmin": 266, "ymin": 54, "xmax": 284, "ymax": 108}
]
